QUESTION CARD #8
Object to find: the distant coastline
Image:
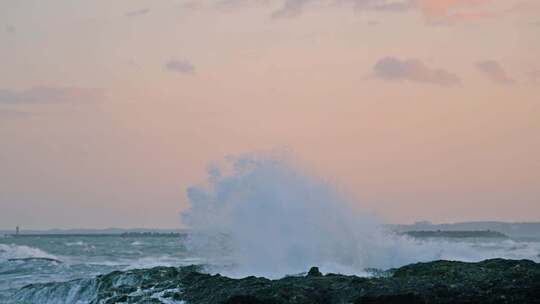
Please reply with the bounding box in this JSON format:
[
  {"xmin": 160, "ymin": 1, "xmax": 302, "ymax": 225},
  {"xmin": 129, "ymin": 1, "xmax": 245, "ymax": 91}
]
[
  {"xmin": 4, "ymin": 232, "xmax": 188, "ymax": 238},
  {"xmin": 0, "ymin": 228, "xmax": 187, "ymax": 236},
  {"xmin": 388, "ymin": 221, "xmax": 540, "ymax": 238},
  {"xmin": 402, "ymin": 230, "xmax": 508, "ymax": 239},
  {"xmin": 4, "ymin": 221, "xmax": 540, "ymax": 240},
  {"xmin": 2, "ymin": 221, "xmax": 540, "ymax": 238}
]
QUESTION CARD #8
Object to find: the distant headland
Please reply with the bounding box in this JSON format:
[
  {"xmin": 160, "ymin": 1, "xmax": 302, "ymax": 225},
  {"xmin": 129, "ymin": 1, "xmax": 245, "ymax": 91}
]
[
  {"xmin": 402, "ymin": 230, "xmax": 508, "ymax": 239},
  {"xmin": 388, "ymin": 221, "xmax": 540, "ymax": 239}
]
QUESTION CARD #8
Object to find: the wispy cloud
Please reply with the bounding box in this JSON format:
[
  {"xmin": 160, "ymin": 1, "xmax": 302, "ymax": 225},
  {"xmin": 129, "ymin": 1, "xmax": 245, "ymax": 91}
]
[
  {"xmin": 373, "ymin": 57, "xmax": 461, "ymax": 86},
  {"xmin": 0, "ymin": 86, "xmax": 102, "ymax": 104},
  {"xmin": 164, "ymin": 60, "xmax": 196, "ymax": 74},
  {"xmin": 271, "ymin": 0, "xmax": 314, "ymax": 18},
  {"xmin": 476, "ymin": 60, "xmax": 514, "ymax": 84},
  {"xmin": 217, "ymin": 0, "xmax": 270, "ymax": 10},
  {"xmin": 271, "ymin": 0, "xmax": 412, "ymax": 18},
  {"xmin": 126, "ymin": 8, "xmax": 150, "ymax": 17},
  {"xmin": 347, "ymin": 0, "xmax": 413, "ymax": 12},
  {"xmin": 268, "ymin": 0, "xmax": 494, "ymax": 22},
  {"xmin": 415, "ymin": 0, "xmax": 492, "ymax": 23}
]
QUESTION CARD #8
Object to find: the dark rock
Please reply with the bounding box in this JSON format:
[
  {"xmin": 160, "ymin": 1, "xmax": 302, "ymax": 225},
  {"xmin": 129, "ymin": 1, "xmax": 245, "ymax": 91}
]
[
  {"xmin": 223, "ymin": 295, "xmax": 278, "ymax": 304},
  {"xmin": 12, "ymin": 259, "xmax": 540, "ymax": 304},
  {"xmin": 307, "ymin": 267, "xmax": 322, "ymax": 277},
  {"xmin": 355, "ymin": 293, "xmax": 425, "ymax": 304}
]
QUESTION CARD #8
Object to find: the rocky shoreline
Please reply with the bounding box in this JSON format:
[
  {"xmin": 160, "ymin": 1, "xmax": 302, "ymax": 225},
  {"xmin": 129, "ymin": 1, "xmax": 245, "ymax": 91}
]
[{"xmin": 13, "ymin": 259, "xmax": 540, "ymax": 304}]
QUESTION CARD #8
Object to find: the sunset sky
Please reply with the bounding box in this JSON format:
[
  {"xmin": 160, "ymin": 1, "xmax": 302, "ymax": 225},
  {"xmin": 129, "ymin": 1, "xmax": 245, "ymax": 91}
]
[{"xmin": 1, "ymin": 0, "xmax": 539, "ymax": 229}]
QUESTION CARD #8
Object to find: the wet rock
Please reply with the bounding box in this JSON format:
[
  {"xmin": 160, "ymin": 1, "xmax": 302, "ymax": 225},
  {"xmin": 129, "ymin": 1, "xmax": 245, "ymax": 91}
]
[
  {"xmin": 307, "ymin": 267, "xmax": 322, "ymax": 277},
  {"xmin": 223, "ymin": 295, "xmax": 276, "ymax": 304},
  {"xmin": 354, "ymin": 293, "xmax": 425, "ymax": 304},
  {"xmin": 12, "ymin": 259, "xmax": 540, "ymax": 304}
]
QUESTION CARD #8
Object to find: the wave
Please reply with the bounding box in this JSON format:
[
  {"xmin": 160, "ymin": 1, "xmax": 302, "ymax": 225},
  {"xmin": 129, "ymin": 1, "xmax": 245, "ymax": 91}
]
[
  {"xmin": 12, "ymin": 266, "xmax": 190, "ymax": 304},
  {"xmin": 123, "ymin": 255, "xmax": 205, "ymax": 270},
  {"xmin": 64, "ymin": 241, "xmax": 86, "ymax": 246},
  {"xmin": 0, "ymin": 244, "xmax": 60, "ymax": 262},
  {"xmin": 181, "ymin": 155, "xmax": 540, "ymax": 278},
  {"xmin": 7, "ymin": 257, "xmax": 63, "ymax": 264}
]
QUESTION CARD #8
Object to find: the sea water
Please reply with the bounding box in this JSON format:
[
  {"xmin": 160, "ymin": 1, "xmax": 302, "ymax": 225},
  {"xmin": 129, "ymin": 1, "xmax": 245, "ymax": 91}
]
[
  {"xmin": 0, "ymin": 234, "xmax": 197, "ymax": 303},
  {"xmin": 1, "ymin": 233, "xmax": 539, "ymax": 303}
]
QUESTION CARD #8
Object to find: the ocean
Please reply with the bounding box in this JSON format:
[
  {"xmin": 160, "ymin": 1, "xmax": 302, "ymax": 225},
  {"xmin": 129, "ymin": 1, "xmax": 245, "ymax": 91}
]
[
  {"xmin": 0, "ymin": 234, "xmax": 198, "ymax": 303},
  {"xmin": 1, "ymin": 233, "xmax": 539, "ymax": 304}
]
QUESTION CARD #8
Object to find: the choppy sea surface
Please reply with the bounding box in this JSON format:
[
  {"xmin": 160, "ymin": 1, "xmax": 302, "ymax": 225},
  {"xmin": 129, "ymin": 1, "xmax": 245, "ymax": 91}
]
[
  {"xmin": 1, "ymin": 234, "xmax": 539, "ymax": 304},
  {"xmin": 0, "ymin": 234, "xmax": 200, "ymax": 303}
]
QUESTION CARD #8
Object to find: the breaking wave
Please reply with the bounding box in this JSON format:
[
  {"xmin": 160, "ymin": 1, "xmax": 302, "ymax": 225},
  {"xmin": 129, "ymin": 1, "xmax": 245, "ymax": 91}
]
[
  {"xmin": 0, "ymin": 244, "xmax": 60, "ymax": 262},
  {"xmin": 181, "ymin": 156, "xmax": 540, "ymax": 278}
]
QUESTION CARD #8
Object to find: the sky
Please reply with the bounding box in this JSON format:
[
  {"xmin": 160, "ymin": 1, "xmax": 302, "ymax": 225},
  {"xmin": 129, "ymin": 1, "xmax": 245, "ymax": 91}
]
[{"xmin": 0, "ymin": 0, "xmax": 539, "ymax": 229}]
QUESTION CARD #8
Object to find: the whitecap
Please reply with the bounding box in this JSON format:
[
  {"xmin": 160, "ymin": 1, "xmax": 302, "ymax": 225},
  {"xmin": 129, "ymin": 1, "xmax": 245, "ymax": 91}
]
[
  {"xmin": 0, "ymin": 244, "xmax": 59, "ymax": 262},
  {"xmin": 65, "ymin": 241, "xmax": 86, "ymax": 246}
]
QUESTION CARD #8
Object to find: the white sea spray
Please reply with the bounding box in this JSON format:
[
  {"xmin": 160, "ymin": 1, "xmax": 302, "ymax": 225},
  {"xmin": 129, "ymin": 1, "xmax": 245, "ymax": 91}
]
[{"xmin": 182, "ymin": 155, "xmax": 540, "ymax": 278}]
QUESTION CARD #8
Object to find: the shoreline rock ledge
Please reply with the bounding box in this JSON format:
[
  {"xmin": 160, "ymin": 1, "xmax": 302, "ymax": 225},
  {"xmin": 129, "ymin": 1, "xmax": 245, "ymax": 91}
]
[{"xmin": 13, "ymin": 258, "xmax": 540, "ymax": 304}]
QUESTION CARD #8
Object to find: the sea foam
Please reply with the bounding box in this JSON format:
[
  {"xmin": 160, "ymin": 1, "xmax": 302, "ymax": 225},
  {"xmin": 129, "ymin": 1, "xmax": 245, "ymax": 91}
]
[
  {"xmin": 181, "ymin": 155, "xmax": 540, "ymax": 278},
  {"xmin": 181, "ymin": 155, "xmax": 401, "ymax": 277},
  {"xmin": 0, "ymin": 244, "xmax": 59, "ymax": 262}
]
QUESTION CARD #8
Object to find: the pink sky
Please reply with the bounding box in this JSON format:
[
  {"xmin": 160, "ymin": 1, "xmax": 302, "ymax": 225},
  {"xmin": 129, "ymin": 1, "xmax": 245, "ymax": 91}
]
[{"xmin": 0, "ymin": 0, "xmax": 539, "ymax": 229}]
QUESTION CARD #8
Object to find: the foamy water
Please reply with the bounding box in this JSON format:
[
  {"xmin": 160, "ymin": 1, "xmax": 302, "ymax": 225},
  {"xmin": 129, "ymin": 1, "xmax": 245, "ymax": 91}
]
[{"xmin": 0, "ymin": 235, "xmax": 192, "ymax": 303}]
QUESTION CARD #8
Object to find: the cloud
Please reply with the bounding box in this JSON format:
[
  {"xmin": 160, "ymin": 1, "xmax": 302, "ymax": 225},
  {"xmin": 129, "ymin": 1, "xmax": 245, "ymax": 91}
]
[
  {"xmin": 267, "ymin": 0, "xmax": 495, "ymax": 22},
  {"xmin": 373, "ymin": 57, "xmax": 461, "ymax": 86},
  {"xmin": 182, "ymin": 1, "xmax": 206, "ymax": 10},
  {"xmin": 271, "ymin": 0, "xmax": 412, "ymax": 18},
  {"xmin": 217, "ymin": 0, "xmax": 270, "ymax": 10},
  {"xmin": 164, "ymin": 60, "xmax": 196, "ymax": 74},
  {"xmin": 372, "ymin": 1, "xmax": 413, "ymax": 12},
  {"xmin": 126, "ymin": 8, "xmax": 150, "ymax": 17},
  {"xmin": 414, "ymin": 0, "xmax": 492, "ymax": 23},
  {"xmin": 348, "ymin": 0, "xmax": 413, "ymax": 12},
  {"xmin": 0, "ymin": 86, "xmax": 102, "ymax": 104},
  {"xmin": 476, "ymin": 60, "xmax": 514, "ymax": 84},
  {"xmin": 271, "ymin": 0, "xmax": 314, "ymax": 18},
  {"xmin": 208, "ymin": 0, "xmax": 522, "ymax": 24}
]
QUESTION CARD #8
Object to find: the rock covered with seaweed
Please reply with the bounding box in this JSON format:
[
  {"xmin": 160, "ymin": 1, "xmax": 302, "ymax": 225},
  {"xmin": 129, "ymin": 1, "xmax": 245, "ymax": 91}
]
[{"xmin": 12, "ymin": 258, "xmax": 540, "ymax": 304}]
